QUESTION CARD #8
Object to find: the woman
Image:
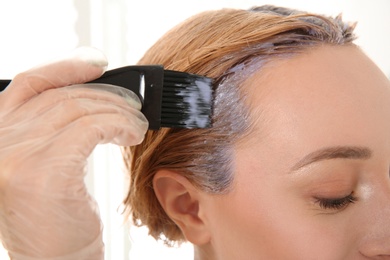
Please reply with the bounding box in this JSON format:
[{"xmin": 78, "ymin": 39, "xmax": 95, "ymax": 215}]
[
  {"xmin": 1, "ymin": 5, "xmax": 389, "ymax": 260},
  {"xmin": 123, "ymin": 5, "xmax": 390, "ymax": 259}
]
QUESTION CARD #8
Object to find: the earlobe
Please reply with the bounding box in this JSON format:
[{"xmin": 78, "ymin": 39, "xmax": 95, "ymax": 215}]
[{"xmin": 153, "ymin": 170, "xmax": 211, "ymax": 245}]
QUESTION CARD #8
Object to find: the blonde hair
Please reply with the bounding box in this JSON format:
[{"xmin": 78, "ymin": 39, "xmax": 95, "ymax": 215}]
[{"xmin": 122, "ymin": 5, "xmax": 356, "ymax": 245}]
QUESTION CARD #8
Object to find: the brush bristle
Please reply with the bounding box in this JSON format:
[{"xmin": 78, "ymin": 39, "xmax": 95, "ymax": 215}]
[{"xmin": 161, "ymin": 70, "xmax": 213, "ymax": 128}]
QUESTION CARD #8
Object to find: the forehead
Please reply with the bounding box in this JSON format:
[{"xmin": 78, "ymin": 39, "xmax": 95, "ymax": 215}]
[{"xmin": 241, "ymin": 45, "xmax": 390, "ymax": 151}]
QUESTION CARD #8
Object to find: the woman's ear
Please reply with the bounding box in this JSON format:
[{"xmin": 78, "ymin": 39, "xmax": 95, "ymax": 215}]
[{"xmin": 153, "ymin": 170, "xmax": 211, "ymax": 245}]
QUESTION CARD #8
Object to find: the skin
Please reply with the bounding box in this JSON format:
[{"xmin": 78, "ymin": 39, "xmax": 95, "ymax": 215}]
[{"xmin": 193, "ymin": 45, "xmax": 390, "ymax": 259}]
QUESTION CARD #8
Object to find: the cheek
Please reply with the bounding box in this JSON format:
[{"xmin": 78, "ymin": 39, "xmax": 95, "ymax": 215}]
[{"xmin": 205, "ymin": 163, "xmax": 357, "ymax": 259}]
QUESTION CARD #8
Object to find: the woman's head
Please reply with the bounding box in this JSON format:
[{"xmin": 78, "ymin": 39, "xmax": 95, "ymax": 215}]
[{"xmin": 122, "ymin": 5, "xmax": 390, "ymax": 259}]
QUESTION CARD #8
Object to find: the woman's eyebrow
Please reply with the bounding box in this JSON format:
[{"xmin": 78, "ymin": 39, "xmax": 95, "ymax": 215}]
[{"xmin": 290, "ymin": 146, "xmax": 372, "ymax": 171}]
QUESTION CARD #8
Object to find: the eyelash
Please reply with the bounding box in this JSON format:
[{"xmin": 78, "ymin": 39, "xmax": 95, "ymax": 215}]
[{"xmin": 314, "ymin": 193, "xmax": 357, "ymax": 210}]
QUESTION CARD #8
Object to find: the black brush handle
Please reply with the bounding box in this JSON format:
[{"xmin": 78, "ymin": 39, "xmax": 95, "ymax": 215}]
[
  {"xmin": 0, "ymin": 65, "xmax": 165, "ymax": 129},
  {"xmin": 0, "ymin": 80, "xmax": 10, "ymax": 91},
  {"xmin": 89, "ymin": 65, "xmax": 164, "ymax": 129}
]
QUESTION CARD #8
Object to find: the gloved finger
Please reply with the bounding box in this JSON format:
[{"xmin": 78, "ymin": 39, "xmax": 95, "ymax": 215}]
[
  {"xmin": 0, "ymin": 105, "xmax": 148, "ymax": 195},
  {"xmin": 36, "ymin": 97, "xmax": 147, "ymax": 133},
  {"xmin": 5, "ymin": 84, "xmax": 143, "ymax": 125},
  {"xmin": 0, "ymin": 47, "xmax": 108, "ymax": 110},
  {"xmin": 51, "ymin": 112, "xmax": 148, "ymax": 158},
  {"xmin": 71, "ymin": 83, "xmax": 143, "ymax": 110},
  {"xmin": 53, "ymin": 83, "xmax": 142, "ymax": 111}
]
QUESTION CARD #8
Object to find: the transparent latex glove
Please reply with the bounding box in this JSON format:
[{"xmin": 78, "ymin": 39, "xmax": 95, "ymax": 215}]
[{"xmin": 0, "ymin": 47, "xmax": 148, "ymax": 260}]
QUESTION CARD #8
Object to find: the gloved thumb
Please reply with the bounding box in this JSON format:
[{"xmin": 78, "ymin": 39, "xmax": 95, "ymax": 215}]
[{"xmin": 0, "ymin": 46, "xmax": 108, "ymax": 110}]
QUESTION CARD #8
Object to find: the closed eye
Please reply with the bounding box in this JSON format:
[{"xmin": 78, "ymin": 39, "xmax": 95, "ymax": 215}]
[{"xmin": 314, "ymin": 193, "xmax": 357, "ymax": 211}]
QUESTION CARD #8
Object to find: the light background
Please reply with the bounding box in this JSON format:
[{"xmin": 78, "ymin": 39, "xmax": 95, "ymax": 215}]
[{"xmin": 0, "ymin": 1, "xmax": 389, "ymax": 259}]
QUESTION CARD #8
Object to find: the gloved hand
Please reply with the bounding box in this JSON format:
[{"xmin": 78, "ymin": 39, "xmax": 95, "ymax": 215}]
[{"xmin": 0, "ymin": 47, "xmax": 148, "ymax": 259}]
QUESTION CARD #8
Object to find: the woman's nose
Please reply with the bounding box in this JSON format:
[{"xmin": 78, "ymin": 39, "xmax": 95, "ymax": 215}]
[
  {"xmin": 360, "ymin": 235, "xmax": 390, "ymax": 259},
  {"xmin": 359, "ymin": 176, "xmax": 390, "ymax": 258}
]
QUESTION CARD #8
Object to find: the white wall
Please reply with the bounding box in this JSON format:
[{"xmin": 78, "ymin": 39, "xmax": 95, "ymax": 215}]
[
  {"xmin": 1, "ymin": 0, "xmax": 389, "ymax": 77},
  {"xmin": 124, "ymin": 0, "xmax": 390, "ymax": 76},
  {"xmin": 0, "ymin": 1, "xmax": 389, "ymax": 259}
]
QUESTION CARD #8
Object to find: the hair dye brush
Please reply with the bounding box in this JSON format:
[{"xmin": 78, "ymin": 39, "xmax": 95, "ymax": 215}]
[{"xmin": 0, "ymin": 65, "xmax": 213, "ymax": 129}]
